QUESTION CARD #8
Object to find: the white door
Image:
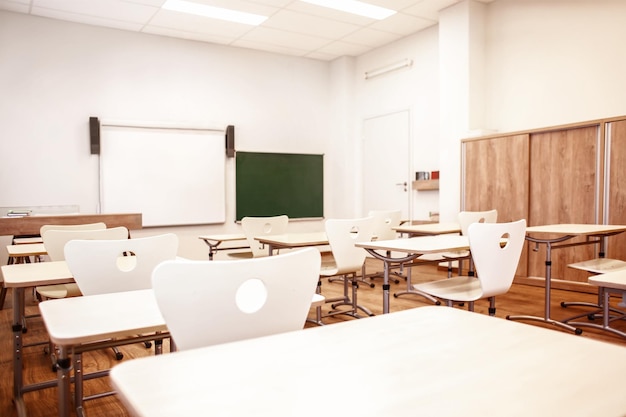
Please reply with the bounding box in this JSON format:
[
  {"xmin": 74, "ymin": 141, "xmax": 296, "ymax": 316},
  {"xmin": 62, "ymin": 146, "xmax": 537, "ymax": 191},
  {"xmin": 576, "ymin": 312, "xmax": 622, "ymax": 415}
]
[{"xmin": 362, "ymin": 110, "xmax": 411, "ymax": 219}]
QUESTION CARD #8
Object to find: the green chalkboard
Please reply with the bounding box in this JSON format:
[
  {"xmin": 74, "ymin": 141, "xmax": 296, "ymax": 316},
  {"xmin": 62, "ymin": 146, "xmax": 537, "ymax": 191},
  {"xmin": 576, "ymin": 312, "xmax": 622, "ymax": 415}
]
[{"xmin": 235, "ymin": 152, "xmax": 324, "ymax": 221}]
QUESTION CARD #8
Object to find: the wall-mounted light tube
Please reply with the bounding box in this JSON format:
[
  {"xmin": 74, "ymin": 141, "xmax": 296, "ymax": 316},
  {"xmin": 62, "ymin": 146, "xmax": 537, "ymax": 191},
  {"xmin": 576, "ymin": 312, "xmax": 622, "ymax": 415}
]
[{"xmin": 365, "ymin": 59, "xmax": 413, "ymax": 80}]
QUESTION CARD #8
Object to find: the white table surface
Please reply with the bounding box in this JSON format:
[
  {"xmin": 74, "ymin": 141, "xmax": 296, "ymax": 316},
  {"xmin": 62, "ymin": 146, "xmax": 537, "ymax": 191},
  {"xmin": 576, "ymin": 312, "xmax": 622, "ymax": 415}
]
[
  {"xmin": 1, "ymin": 260, "xmax": 72, "ymax": 287},
  {"xmin": 355, "ymin": 234, "xmax": 469, "ymax": 254},
  {"xmin": 39, "ymin": 289, "xmax": 166, "ymax": 345},
  {"xmin": 111, "ymin": 306, "xmax": 626, "ymax": 417},
  {"xmin": 255, "ymin": 231, "xmax": 328, "ymax": 248},
  {"xmin": 526, "ymin": 223, "xmax": 626, "ymax": 235},
  {"xmin": 6, "ymin": 242, "xmax": 47, "ymax": 257},
  {"xmin": 393, "ymin": 222, "xmax": 461, "ymax": 236}
]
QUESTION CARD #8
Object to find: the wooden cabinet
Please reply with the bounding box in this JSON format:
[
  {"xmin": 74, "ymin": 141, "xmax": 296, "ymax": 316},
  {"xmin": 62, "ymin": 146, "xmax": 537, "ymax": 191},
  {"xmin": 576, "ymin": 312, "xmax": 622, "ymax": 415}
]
[{"xmin": 462, "ymin": 117, "xmax": 626, "ymax": 291}]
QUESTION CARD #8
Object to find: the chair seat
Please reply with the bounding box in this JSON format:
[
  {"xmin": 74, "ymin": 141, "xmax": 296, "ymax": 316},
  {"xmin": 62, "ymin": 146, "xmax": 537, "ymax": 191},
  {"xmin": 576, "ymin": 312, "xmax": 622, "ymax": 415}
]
[
  {"xmin": 414, "ymin": 276, "xmax": 482, "ymax": 302},
  {"xmin": 227, "ymin": 251, "xmax": 254, "ymax": 259},
  {"xmin": 568, "ymin": 258, "xmax": 626, "ymax": 274},
  {"xmin": 36, "ymin": 283, "xmax": 82, "ymax": 299}
]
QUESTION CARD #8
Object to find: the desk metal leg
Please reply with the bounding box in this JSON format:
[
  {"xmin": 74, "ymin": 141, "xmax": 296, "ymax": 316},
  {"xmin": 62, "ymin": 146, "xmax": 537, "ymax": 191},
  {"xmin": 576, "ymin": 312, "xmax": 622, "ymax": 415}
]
[
  {"xmin": 507, "ymin": 239, "xmax": 582, "ymax": 334},
  {"xmin": 12, "ymin": 287, "xmax": 25, "ymax": 413},
  {"xmin": 56, "ymin": 345, "xmax": 72, "ymax": 417}
]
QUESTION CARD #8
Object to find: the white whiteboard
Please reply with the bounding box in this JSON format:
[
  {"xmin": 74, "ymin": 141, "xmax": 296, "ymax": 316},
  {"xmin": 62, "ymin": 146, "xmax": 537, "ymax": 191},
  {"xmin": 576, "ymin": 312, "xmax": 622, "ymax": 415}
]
[{"xmin": 100, "ymin": 124, "xmax": 225, "ymax": 227}]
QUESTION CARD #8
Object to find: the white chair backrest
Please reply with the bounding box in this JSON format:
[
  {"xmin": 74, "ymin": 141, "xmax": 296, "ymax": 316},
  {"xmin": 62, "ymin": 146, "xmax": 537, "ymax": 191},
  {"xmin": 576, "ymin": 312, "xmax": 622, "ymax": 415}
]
[
  {"xmin": 40, "ymin": 222, "xmax": 106, "ymax": 236},
  {"xmin": 468, "ymin": 219, "xmax": 526, "ymax": 298},
  {"xmin": 241, "ymin": 215, "xmax": 289, "ymax": 257},
  {"xmin": 41, "ymin": 226, "xmax": 129, "ymax": 261},
  {"xmin": 64, "ymin": 233, "xmax": 179, "ymax": 296},
  {"xmin": 151, "ymin": 247, "xmax": 321, "ymax": 351},
  {"xmin": 458, "ymin": 209, "xmax": 498, "ymax": 236},
  {"xmin": 368, "ymin": 210, "xmax": 402, "ymax": 241},
  {"xmin": 325, "ymin": 217, "xmax": 376, "ymax": 274}
]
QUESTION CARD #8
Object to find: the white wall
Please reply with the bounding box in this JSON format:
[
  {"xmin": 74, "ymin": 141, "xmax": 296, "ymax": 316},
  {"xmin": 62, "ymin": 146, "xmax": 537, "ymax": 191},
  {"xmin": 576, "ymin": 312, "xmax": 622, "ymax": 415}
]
[
  {"xmin": 354, "ymin": 26, "xmax": 441, "ymax": 220},
  {"xmin": 0, "ymin": 11, "xmax": 336, "ymax": 259},
  {"xmin": 485, "ymin": 0, "xmax": 626, "ymax": 132},
  {"xmin": 5, "ymin": 0, "xmax": 626, "ymax": 259}
]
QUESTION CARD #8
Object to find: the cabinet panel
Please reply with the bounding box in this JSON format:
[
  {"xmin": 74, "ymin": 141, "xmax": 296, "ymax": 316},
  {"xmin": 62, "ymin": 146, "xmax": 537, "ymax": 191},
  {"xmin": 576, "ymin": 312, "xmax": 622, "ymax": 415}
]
[
  {"xmin": 463, "ymin": 134, "xmax": 530, "ymax": 222},
  {"xmin": 606, "ymin": 119, "xmax": 626, "ymax": 260},
  {"xmin": 462, "ymin": 134, "xmax": 529, "ymax": 277},
  {"xmin": 527, "ymin": 125, "xmax": 601, "ymax": 283}
]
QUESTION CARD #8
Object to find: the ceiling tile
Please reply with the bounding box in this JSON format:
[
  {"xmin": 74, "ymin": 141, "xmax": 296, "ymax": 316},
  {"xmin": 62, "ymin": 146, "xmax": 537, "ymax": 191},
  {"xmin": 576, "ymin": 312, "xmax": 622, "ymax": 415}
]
[
  {"xmin": 263, "ymin": 9, "xmax": 360, "ymax": 39},
  {"xmin": 0, "ymin": 0, "xmax": 494, "ymax": 61}
]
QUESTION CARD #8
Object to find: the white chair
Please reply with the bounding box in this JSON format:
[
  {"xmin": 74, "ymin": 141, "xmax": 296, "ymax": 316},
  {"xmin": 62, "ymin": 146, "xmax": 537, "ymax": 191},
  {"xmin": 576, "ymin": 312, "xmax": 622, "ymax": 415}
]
[
  {"xmin": 414, "ymin": 219, "xmax": 526, "ymax": 316},
  {"xmin": 36, "ymin": 226, "xmax": 129, "ymax": 299},
  {"xmin": 235, "ymin": 215, "xmax": 289, "ymax": 258},
  {"xmin": 357, "ymin": 209, "xmax": 402, "ymax": 288},
  {"xmin": 64, "ymin": 233, "xmax": 179, "ymax": 296},
  {"xmin": 441, "ymin": 209, "xmax": 498, "ymax": 277},
  {"xmin": 151, "ymin": 247, "xmax": 320, "ymax": 351},
  {"xmin": 39, "ymin": 222, "xmax": 106, "ymax": 236},
  {"xmin": 320, "ymin": 217, "xmax": 376, "ymax": 319}
]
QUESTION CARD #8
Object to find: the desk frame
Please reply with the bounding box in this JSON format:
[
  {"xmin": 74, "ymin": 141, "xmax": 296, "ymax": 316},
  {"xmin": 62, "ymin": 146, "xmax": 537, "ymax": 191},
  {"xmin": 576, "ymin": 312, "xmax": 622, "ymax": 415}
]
[{"xmin": 507, "ymin": 224, "xmax": 626, "ymax": 334}]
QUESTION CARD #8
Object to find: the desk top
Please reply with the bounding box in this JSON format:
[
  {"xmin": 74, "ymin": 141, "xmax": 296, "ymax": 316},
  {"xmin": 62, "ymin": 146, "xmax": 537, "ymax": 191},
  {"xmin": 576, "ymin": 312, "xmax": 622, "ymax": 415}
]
[
  {"xmin": 6, "ymin": 243, "xmax": 47, "ymax": 257},
  {"xmin": 588, "ymin": 269, "xmax": 626, "ymax": 291},
  {"xmin": 356, "ymin": 234, "xmax": 469, "ymax": 254},
  {"xmin": 1, "ymin": 260, "xmax": 72, "ymax": 287},
  {"xmin": 0, "ymin": 212, "xmax": 142, "ymax": 236},
  {"xmin": 110, "ymin": 306, "xmax": 626, "ymax": 417},
  {"xmin": 526, "ymin": 223, "xmax": 626, "ymax": 236},
  {"xmin": 197, "ymin": 233, "xmax": 246, "ymax": 243},
  {"xmin": 39, "ymin": 289, "xmax": 166, "ymax": 345},
  {"xmin": 255, "ymin": 232, "xmax": 328, "ymax": 248},
  {"xmin": 393, "ymin": 222, "xmax": 461, "ymax": 236}
]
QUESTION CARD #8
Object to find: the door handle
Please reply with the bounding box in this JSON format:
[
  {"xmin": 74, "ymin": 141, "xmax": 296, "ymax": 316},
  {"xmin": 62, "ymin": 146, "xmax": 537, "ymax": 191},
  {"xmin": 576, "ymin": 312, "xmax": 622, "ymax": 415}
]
[{"xmin": 395, "ymin": 182, "xmax": 408, "ymax": 192}]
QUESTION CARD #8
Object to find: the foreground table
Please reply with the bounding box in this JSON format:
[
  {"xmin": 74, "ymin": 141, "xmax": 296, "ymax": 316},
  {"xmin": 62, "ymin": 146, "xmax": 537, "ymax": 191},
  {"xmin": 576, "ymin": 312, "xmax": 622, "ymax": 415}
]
[
  {"xmin": 39, "ymin": 289, "xmax": 169, "ymax": 417},
  {"xmin": 111, "ymin": 306, "xmax": 626, "ymax": 417},
  {"xmin": 507, "ymin": 223, "xmax": 626, "ymax": 334},
  {"xmin": 1, "ymin": 260, "xmax": 74, "ymax": 417}
]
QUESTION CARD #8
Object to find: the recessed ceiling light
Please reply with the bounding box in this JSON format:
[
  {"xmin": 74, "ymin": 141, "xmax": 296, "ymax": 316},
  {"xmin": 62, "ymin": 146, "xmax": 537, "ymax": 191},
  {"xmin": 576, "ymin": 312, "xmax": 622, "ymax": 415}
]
[
  {"xmin": 301, "ymin": 0, "xmax": 396, "ymax": 20},
  {"xmin": 162, "ymin": 0, "xmax": 268, "ymax": 26}
]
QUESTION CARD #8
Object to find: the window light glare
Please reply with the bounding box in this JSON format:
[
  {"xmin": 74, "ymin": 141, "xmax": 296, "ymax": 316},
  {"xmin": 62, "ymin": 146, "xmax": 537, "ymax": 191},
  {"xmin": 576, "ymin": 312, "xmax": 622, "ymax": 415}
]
[
  {"xmin": 162, "ymin": 0, "xmax": 268, "ymax": 26},
  {"xmin": 301, "ymin": 0, "xmax": 396, "ymax": 20}
]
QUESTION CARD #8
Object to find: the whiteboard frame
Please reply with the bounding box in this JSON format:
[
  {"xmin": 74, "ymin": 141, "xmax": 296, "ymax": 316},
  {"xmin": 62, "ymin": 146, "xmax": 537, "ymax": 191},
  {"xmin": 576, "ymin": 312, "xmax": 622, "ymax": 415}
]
[{"xmin": 99, "ymin": 121, "xmax": 226, "ymax": 227}]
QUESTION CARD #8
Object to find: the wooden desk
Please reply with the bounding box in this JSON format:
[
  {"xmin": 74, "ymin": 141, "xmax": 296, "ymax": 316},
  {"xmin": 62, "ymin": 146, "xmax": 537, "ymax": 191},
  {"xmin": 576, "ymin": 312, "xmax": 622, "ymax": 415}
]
[
  {"xmin": 111, "ymin": 306, "xmax": 626, "ymax": 417},
  {"xmin": 356, "ymin": 235, "xmax": 471, "ymax": 313},
  {"xmin": 0, "ymin": 212, "xmax": 142, "ymax": 236},
  {"xmin": 393, "ymin": 222, "xmax": 461, "ymax": 236},
  {"xmin": 508, "ymin": 224, "xmax": 626, "ymax": 334},
  {"xmin": 1, "ymin": 260, "xmax": 74, "ymax": 417},
  {"xmin": 39, "ymin": 289, "xmax": 169, "ymax": 417},
  {"xmin": 255, "ymin": 232, "xmax": 328, "ymax": 256},
  {"xmin": 197, "ymin": 233, "xmax": 247, "ymax": 260}
]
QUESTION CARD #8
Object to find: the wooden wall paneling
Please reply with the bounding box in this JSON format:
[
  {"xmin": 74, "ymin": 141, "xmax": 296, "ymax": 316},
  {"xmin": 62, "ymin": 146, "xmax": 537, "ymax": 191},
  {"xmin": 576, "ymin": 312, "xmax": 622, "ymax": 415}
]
[
  {"xmin": 605, "ymin": 118, "xmax": 626, "ymax": 260},
  {"xmin": 462, "ymin": 133, "xmax": 530, "ymax": 277},
  {"xmin": 527, "ymin": 125, "xmax": 601, "ymax": 283}
]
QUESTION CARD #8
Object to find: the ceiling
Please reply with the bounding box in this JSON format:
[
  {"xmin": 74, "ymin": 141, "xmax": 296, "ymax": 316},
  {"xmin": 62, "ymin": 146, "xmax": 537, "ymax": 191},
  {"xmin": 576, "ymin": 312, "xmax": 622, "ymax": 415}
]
[{"xmin": 1, "ymin": 0, "xmax": 495, "ymax": 61}]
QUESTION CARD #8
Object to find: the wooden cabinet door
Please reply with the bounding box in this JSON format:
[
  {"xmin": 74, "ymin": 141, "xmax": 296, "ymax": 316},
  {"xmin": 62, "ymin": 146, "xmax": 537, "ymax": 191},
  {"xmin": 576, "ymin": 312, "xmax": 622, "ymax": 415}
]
[
  {"xmin": 463, "ymin": 134, "xmax": 530, "ymax": 222},
  {"xmin": 605, "ymin": 119, "xmax": 626, "ymax": 260},
  {"xmin": 527, "ymin": 125, "xmax": 602, "ymax": 283},
  {"xmin": 462, "ymin": 134, "xmax": 529, "ymax": 277}
]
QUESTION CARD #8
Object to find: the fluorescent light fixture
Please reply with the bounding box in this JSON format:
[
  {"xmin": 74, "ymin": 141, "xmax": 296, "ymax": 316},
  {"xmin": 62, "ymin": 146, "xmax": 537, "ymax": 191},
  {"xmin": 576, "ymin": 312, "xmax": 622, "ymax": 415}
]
[
  {"xmin": 301, "ymin": 0, "xmax": 396, "ymax": 20},
  {"xmin": 162, "ymin": 0, "xmax": 268, "ymax": 26},
  {"xmin": 365, "ymin": 59, "xmax": 413, "ymax": 79}
]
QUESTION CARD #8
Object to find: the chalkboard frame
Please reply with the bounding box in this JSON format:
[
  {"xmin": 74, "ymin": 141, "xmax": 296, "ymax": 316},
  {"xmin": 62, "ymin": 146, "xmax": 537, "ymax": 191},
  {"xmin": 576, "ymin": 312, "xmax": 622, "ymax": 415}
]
[{"xmin": 235, "ymin": 151, "xmax": 324, "ymax": 221}]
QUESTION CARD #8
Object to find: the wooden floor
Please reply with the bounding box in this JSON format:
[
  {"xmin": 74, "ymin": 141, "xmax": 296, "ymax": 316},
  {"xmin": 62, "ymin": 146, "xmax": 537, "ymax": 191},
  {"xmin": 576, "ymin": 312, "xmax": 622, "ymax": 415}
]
[{"xmin": 2, "ymin": 259, "xmax": 626, "ymax": 417}]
